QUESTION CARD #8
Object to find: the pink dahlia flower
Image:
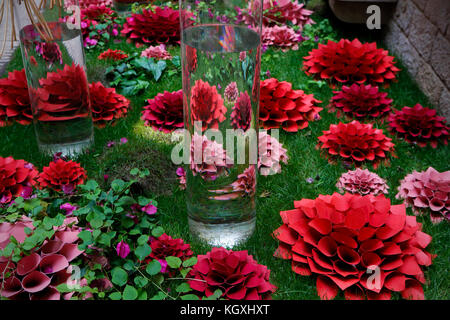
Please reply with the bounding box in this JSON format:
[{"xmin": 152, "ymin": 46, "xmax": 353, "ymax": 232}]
[
  {"xmin": 337, "ymin": 168, "xmax": 389, "ymax": 196},
  {"xmin": 231, "ymin": 166, "xmax": 256, "ymax": 196},
  {"xmin": 262, "ymin": 25, "xmax": 300, "ymax": 51},
  {"xmin": 224, "ymin": 82, "xmax": 239, "ymax": 103},
  {"xmin": 258, "ymin": 131, "xmax": 289, "ymax": 176},
  {"xmin": 141, "ymin": 45, "xmax": 172, "ymax": 60}
]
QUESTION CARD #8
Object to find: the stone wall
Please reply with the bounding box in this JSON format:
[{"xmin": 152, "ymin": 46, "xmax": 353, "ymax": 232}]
[{"xmin": 384, "ymin": 0, "xmax": 450, "ymax": 121}]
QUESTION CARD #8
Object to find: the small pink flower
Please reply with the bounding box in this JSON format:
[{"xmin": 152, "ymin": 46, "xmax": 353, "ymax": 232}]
[
  {"xmin": 60, "ymin": 203, "xmax": 78, "ymax": 215},
  {"xmin": 142, "ymin": 202, "xmax": 157, "ymax": 215},
  {"xmin": 116, "ymin": 241, "xmax": 130, "ymax": 258},
  {"xmin": 158, "ymin": 259, "xmax": 168, "ymax": 273},
  {"xmin": 103, "ymin": 174, "xmax": 109, "ymax": 181},
  {"xmin": 120, "ymin": 137, "xmax": 128, "ymax": 144},
  {"xmin": 107, "ymin": 141, "xmax": 115, "ymax": 148}
]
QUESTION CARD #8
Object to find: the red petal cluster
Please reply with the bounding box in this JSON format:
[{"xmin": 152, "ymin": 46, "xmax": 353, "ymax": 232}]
[
  {"xmin": 0, "ymin": 217, "xmax": 84, "ymax": 300},
  {"xmin": 303, "ymin": 39, "xmax": 400, "ymax": 86},
  {"xmin": 35, "ymin": 42, "xmax": 63, "ymax": 65},
  {"xmin": 142, "ymin": 90, "xmax": 183, "ymax": 133},
  {"xmin": 388, "ymin": 104, "xmax": 449, "ymax": 148},
  {"xmin": 330, "ymin": 84, "xmax": 392, "ymax": 119},
  {"xmin": 186, "ymin": 46, "xmax": 197, "ymax": 73},
  {"xmin": 98, "ymin": 49, "xmax": 128, "ymax": 61},
  {"xmin": 121, "ymin": 7, "xmax": 182, "ymax": 45},
  {"xmin": 231, "ymin": 91, "xmax": 252, "ymax": 131},
  {"xmin": 0, "ymin": 157, "xmax": 38, "ymax": 204},
  {"xmin": 37, "ymin": 159, "xmax": 87, "ymax": 192},
  {"xmin": 81, "ymin": 4, "xmax": 115, "ymax": 20},
  {"xmin": 260, "ymin": 78, "xmax": 322, "ymax": 132},
  {"xmin": 0, "ymin": 69, "xmax": 33, "ymax": 126},
  {"xmin": 65, "ymin": 0, "xmax": 112, "ymax": 9},
  {"xmin": 317, "ymin": 120, "xmax": 395, "ymax": 168},
  {"xmin": 89, "ymin": 82, "xmax": 130, "ymax": 128},
  {"xmin": 261, "ymin": 26, "xmax": 301, "ymax": 51},
  {"xmin": 145, "ymin": 233, "xmax": 193, "ymax": 264},
  {"xmin": 190, "ymin": 79, "xmax": 226, "ymax": 131},
  {"xmin": 188, "ymin": 247, "xmax": 277, "ymax": 300},
  {"xmin": 35, "ymin": 64, "xmax": 90, "ymax": 122},
  {"xmin": 273, "ymin": 193, "xmax": 434, "ymax": 300}
]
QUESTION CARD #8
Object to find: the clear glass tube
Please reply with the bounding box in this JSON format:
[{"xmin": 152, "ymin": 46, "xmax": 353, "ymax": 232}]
[{"xmin": 180, "ymin": 0, "xmax": 262, "ymax": 247}]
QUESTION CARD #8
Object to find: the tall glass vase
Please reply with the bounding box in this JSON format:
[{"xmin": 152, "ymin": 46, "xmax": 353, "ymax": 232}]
[
  {"xmin": 13, "ymin": 0, "xmax": 93, "ymax": 157},
  {"xmin": 180, "ymin": 0, "xmax": 262, "ymax": 247}
]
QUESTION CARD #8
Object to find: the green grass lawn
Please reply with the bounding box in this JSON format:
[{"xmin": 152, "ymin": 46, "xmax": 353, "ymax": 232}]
[{"xmin": 1, "ymin": 14, "xmax": 449, "ymax": 300}]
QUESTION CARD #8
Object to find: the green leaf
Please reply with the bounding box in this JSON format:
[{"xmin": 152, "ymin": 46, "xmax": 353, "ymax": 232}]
[
  {"xmin": 111, "ymin": 267, "xmax": 128, "ymax": 286},
  {"xmin": 180, "ymin": 267, "xmax": 191, "ymax": 278},
  {"xmin": 145, "ymin": 260, "xmax": 161, "ymax": 276},
  {"xmin": 165, "ymin": 256, "xmax": 182, "ymax": 269},
  {"xmin": 78, "ymin": 230, "xmax": 93, "ymax": 245},
  {"xmin": 137, "ymin": 235, "xmax": 149, "ymax": 246},
  {"xmin": 109, "ymin": 292, "xmax": 122, "ymax": 300},
  {"xmin": 134, "ymin": 276, "xmax": 148, "ymax": 288},
  {"xmin": 151, "ymin": 226, "xmax": 164, "ymax": 238},
  {"xmin": 175, "ymin": 283, "xmax": 191, "ymax": 293},
  {"xmin": 138, "ymin": 290, "xmax": 148, "ymax": 300},
  {"xmin": 134, "ymin": 244, "xmax": 151, "ymax": 261},
  {"xmin": 181, "ymin": 294, "xmax": 200, "ymax": 300},
  {"xmin": 182, "ymin": 257, "xmax": 198, "ymax": 268},
  {"xmin": 150, "ymin": 291, "xmax": 166, "ymax": 300},
  {"xmin": 122, "ymin": 285, "xmax": 138, "ymax": 300},
  {"xmin": 130, "ymin": 168, "xmax": 139, "ymax": 175}
]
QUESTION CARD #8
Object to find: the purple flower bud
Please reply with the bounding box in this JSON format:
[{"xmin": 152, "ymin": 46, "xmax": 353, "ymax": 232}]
[
  {"xmin": 60, "ymin": 203, "xmax": 77, "ymax": 216},
  {"xmin": 120, "ymin": 137, "xmax": 128, "ymax": 144},
  {"xmin": 116, "ymin": 241, "xmax": 130, "ymax": 259},
  {"xmin": 62, "ymin": 184, "xmax": 74, "ymax": 195},
  {"xmin": 306, "ymin": 177, "xmax": 314, "ymax": 184},
  {"xmin": 107, "ymin": 141, "xmax": 115, "ymax": 148},
  {"xmin": 141, "ymin": 202, "xmax": 157, "ymax": 215},
  {"xmin": 158, "ymin": 259, "xmax": 168, "ymax": 273},
  {"xmin": 176, "ymin": 167, "xmax": 185, "ymax": 177}
]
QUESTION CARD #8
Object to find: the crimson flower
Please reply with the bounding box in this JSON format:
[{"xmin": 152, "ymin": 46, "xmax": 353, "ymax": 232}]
[
  {"xmin": 0, "ymin": 69, "xmax": 33, "ymax": 126},
  {"xmin": 317, "ymin": 120, "xmax": 395, "ymax": 168},
  {"xmin": 89, "ymin": 82, "xmax": 130, "ymax": 128},
  {"xmin": 185, "ymin": 46, "xmax": 197, "ymax": 73},
  {"xmin": 188, "ymin": 247, "xmax": 277, "ymax": 300},
  {"xmin": 37, "ymin": 159, "xmax": 87, "ymax": 193},
  {"xmin": 98, "ymin": 49, "xmax": 128, "ymax": 61},
  {"xmin": 65, "ymin": 0, "xmax": 112, "ymax": 9},
  {"xmin": 388, "ymin": 104, "xmax": 449, "ymax": 148},
  {"xmin": 35, "ymin": 42, "xmax": 63, "ymax": 65},
  {"xmin": 141, "ymin": 90, "xmax": 183, "ymax": 133},
  {"xmin": 0, "ymin": 157, "xmax": 38, "ymax": 204},
  {"xmin": 303, "ymin": 39, "xmax": 400, "ymax": 86},
  {"xmin": 144, "ymin": 233, "xmax": 193, "ymax": 270},
  {"xmin": 260, "ymin": 78, "xmax": 322, "ymax": 132},
  {"xmin": 121, "ymin": 7, "xmax": 182, "ymax": 45},
  {"xmin": 231, "ymin": 91, "xmax": 252, "ymax": 131},
  {"xmin": 273, "ymin": 193, "xmax": 434, "ymax": 300},
  {"xmin": 190, "ymin": 80, "xmax": 226, "ymax": 131},
  {"xmin": 330, "ymin": 84, "xmax": 392, "ymax": 119}
]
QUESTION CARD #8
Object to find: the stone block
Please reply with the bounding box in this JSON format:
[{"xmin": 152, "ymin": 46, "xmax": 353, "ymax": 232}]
[
  {"xmin": 416, "ymin": 62, "xmax": 444, "ymax": 105},
  {"xmin": 424, "ymin": 0, "xmax": 450, "ymax": 34},
  {"xmin": 438, "ymin": 89, "xmax": 450, "ymax": 122},
  {"xmin": 430, "ymin": 33, "xmax": 450, "ymax": 88},
  {"xmin": 408, "ymin": 8, "xmax": 438, "ymax": 62}
]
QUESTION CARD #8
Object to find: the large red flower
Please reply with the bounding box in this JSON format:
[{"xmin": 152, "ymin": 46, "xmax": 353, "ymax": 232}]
[
  {"xmin": 0, "ymin": 69, "xmax": 33, "ymax": 126},
  {"xmin": 0, "ymin": 157, "xmax": 38, "ymax": 204},
  {"xmin": 141, "ymin": 90, "xmax": 183, "ymax": 133},
  {"xmin": 89, "ymin": 82, "xmax": 130, "ymax": 128},
  {"xmin": 38, "ymin": 159, "xmax": 87, "ymax": 193},
  {"xmin": 231, "ymin": 91, "xmax": 252, "ymax": 131},
  {"xmin": 330, "ymin": 84, "xmax": 392, "ymax": 119},
  {"xmin": 388, "ymin": 104, "xmax": 449, "ymax": 148},
  {"xmin": 98, "ymin": 49, "xmax": 128, "ymax": 61},
  {"xmin": 121, "ymin": 7, "xmax": 182, "ymax": 45},
  {"xmin": 260, "ymin": 78, "xmax": 322, "ymax": 132},
  {"xmin": 303, "ymin": 39, "xmax": 400, "ymax": 86},
  {"xmin": 144, "ymin": 233, "xmax": 193, "ymax": 267},
  {"xmin": 273, "ymin": 193, "xmax": 434, "ymax": 300},
  {"xmin": 188, "ymin": 247, "xmax": 277, "ymax": 300},
  {"xmin": 35, "ymin": 64, "xmax": 90, "ymax": 122},
  {"xmin": 190, "ymin": 79, "xmax": 226, "ymax": 131},
  {"xmin": 317, "ymin": 120, "xmax": 395, "ymax": 168}
]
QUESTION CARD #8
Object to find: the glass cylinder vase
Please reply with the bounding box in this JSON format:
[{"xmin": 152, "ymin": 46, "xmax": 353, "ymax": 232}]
[
  {"xmin": 13, "ymin": 0, "xmax": 93, "ymax": 157},
  {"xmin": 180, "ymin": 0, "xmax": 262, "ymax": 247}
]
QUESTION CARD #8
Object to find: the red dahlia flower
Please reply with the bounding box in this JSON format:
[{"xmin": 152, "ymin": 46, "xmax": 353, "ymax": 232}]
[
  {"xmin": 35, "ymin": 64, "xmax": 90, "ymax": 122},
  {"xmin": 396, "ymin": 167, "xmax": 450, "ymax": 224},
  {"xmin": 388, "ymin": 104, "xmax": 449, "ymax": 148},
  {"xmin": 190, "ymin": 79, "xmax": 226, "ymax": 131},
  {"xmin": 35, "ymin": 42, "xmax": 63, "ymax": 65},
  {"xmin": 330, "ymin": 84, "xmax": 392, "ymax": 119},
  {"xmin": 0, "ymin": 69, "xmax": 33, "ymax": 126},
  {"xmin": 38, "ymin": 159, "xmax": 87, "ymax": 193},
  {"xmin": 98, "ymin": 49, "xmax": 128, "ymax": 61},
  {"xmin": 145, "ymin": 233, "xmax": 193, "ymax": 268},
  {"xmin": 188, "ymin": 247, "xmax": 277, "ymax": 300},
  {"xmin": 0, "ymin": 157, "xmax": 38, "ymax": 204},
  {"xmin": 64, "ymin": 0, "xmax": 112, "ymax": 9},
  {"xmin": 273, "ymin": 193, "xmax": 434, "ymax": 300},
  {"xmin": 303, "ymin": 39, "xmax": 400, "ymax": 86},
  {"xmin": 81, "ymin": 4, "xmax": 114, "ymax": 20},
  {"xmin": 231, "ymin": 91, "xmax": 252, "ymax": 131},
  {"xmin": 317, "ymin": 120, "xmax": 395, "ymax": 168},
  {"xmin": 260, "ymin": 78, "xmax": 322, "ymax": 132},
  {"xmin": 89, "ymin": 82, "xmax": 130, "ymax": 128},
  {"xmin": 121, "ymin": 7, "xmax": 182, "ymax": 45},
  {"xmin": 142, "ymin": 90, "xmax": 183, "ymax": 133},
  {"xmin": 185, "ymin": 46, "xmax": 197, "ymax": 73}
]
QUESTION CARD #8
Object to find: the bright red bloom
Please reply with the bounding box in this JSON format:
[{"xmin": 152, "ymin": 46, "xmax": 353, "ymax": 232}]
[
  {"xmin": 388, "ymin": 104, "xmax": 449, "ymax": 148},
  {"xmin": 81, "ymin": 4, "xmax": 114, "ymax": 20},
  {"xmin": 145, "ymin": 233, "xmax": 193, "ymax": 265},
  {"xmin": 89, "ymin": 82, "xmax": 130, "ymax": 128},
  {"xmin": 188, "ymin": 247, "xmax": 277, "ymax": 300},
  {"xmin": 273, "ymin": 193, "xmax": 434, "ymax": 300},
  {"xmin": 0, "ymin": 69, "xmax": 33, "ymax": 126},
  {"xmin": 35, "ymin": 42, "xmax": 63, "ymax": 65},
  {"xmin": 330, "ymin": 84, "xmax": 392, "ymax": 119},
  {"xmin": 317, "ymin": 120, "xmax": 395, "ymax": 168},
  {"xmin": 35, "ymin": 64, "xmax": 90, "ymax": 122},
  {"xmin": 38, "ymin": 159, "xmax": 87, "ymax": 193},
  {"xmin": 142, "ymin": 90, "xmax": 183, "ymax": 133},
  {"xmin": 303, "ymin": 39, "xmax": 400, "ymax": 86},
  {"xmin": 65, "ymin": 0, "xmax": 112, "ymax": 9},
  {"xmin": 260, "ymin": 78, "xmax": 322, "ymax": 132},
  {"xmin": 98, "ymin": 49, "xmax": 128, "ymax": 61},
  {"xmin": 0, "ymin": 157, "xmax": 38, "ymax": 204},
  {"xmin": 190, "ymin": 79, "xmax": 226, "ymax": 131},
  {"xmin": 186, "ymin": 46, "xmax": 197, "ymax": 73},
  {"xmin": 231, "ymin": 91, "xmax": 252, "ymax": 131},
  {"xmin": 121, "ymin": 7, "xmax": 182, "ymax": 45}
]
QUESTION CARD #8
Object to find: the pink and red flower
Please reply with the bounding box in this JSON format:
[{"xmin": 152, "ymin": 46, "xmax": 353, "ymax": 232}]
[
  {"xmin": 261, "ymin": 26, "xmax": 301, "ymax": 51},
  {"xmin": 388, "ymin": 104, "xmax": 449, "ymax": 148},
  {"xmin": 145, "ymin": 233, "xmax": 193, "ymax": 270},
  {"xmin": 231, "ymin": 91, "xmax": 252, "ymax": 131},
  {"xmin": 337, "ymin": 168, "xmax": 389, "ymax": 196},
  {"xmin": 141, "ymin": 45, "xmax": 172, "ymax": 60},
  {"xmin": 35, "ymin": 42, "xmax": 63, "ymax": 65},
  {"xmin": 98, "ymin": 49, "xmax": 128, "ymax": 61},
  {"xmin": 258, "ymin": 131, "xmax": 289, "ymax": 176},
  {"xmin": 142, "ymin": 90, "xmax": 183, "ymax": 133},
  {"xmin": 224, "ymin": 82, "xmax": 238, "ymax": 103},
  {"xmin": 303, "ymin": 39, "xmax": 400, "ymax": 86},
  {"xmin": 260, "ymin": 78, "xmax": 322, "ymax": 132},
  {"xmin": 330, "ymin": 84, "xmax": 392, "ymax": 119},
  {"xmin": 0, "ymin": 157, "xmax": 38, "ymax": 204},
  {"xmin": 188, "ymin": 247, "xmax": 277, "ymax": 300},
  {"xmin": 317, "ymin": 120, "xmax": 395, "ymax": 168},
  {"xmin": 38, "ymin": 159, "xmax": 87, "ymax": 193},
  {"xmin": 231, "ymin": 166, "xmax": 257, "ymax": 196},
  {"xmin": 273, "ymin": 193, "xmax": 434, "ymax": 300}
]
